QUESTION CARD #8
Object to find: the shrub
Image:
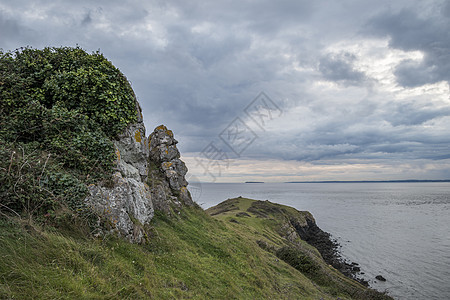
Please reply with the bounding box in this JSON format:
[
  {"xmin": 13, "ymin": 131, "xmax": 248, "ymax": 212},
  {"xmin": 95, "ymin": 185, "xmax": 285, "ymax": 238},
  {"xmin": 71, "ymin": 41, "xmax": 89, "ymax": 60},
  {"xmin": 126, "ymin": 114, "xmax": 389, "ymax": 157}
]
[
  {"xmin": 276, "ymin": 246, "xmax": 319, "ymax": 276},
  {"xmin": 0, "ymin": 47, "xmax": 137, "ymax": 137},
  {"xmin": 0, "ymin": 46, "xmax": 137, "ymax": 221}
]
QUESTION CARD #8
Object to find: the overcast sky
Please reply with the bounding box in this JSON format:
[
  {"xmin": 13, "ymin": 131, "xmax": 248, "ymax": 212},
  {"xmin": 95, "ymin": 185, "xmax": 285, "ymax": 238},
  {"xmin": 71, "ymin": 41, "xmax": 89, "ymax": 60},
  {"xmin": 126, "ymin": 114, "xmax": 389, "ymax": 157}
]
[{"xmin": 1, "ymin": 0, "xmax": 449, "ymax": 182}]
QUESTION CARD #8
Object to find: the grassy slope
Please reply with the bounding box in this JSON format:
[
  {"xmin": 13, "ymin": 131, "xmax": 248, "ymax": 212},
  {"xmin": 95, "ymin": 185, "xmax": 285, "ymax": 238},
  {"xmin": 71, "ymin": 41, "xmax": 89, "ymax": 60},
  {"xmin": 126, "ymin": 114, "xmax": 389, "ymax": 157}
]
[
  {"xmin": 0, "ymin": 198, "xmax": 390, "ymax": 299},
  {"xmin": 206, "ymin": 197, "xmax": 392, "ymax": 300}
]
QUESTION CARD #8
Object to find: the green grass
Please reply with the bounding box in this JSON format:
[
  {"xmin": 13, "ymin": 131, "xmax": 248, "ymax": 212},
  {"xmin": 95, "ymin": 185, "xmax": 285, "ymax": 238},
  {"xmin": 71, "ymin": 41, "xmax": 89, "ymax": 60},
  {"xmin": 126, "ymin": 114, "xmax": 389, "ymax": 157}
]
[
  {"xmin": 206, "ymin": 197, "xmax": 393, "ymax": 300},
  {"xmin": 0, "ymin": 199, "xmax": 392, "ymax": 299}
]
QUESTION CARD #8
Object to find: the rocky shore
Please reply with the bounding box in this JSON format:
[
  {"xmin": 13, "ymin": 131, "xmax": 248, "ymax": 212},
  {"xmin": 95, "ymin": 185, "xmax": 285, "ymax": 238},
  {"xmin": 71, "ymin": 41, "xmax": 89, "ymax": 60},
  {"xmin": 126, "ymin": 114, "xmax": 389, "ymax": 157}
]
[{"xmin": 291, "ymin": 216, "xmax": 369, "ymax": 285}]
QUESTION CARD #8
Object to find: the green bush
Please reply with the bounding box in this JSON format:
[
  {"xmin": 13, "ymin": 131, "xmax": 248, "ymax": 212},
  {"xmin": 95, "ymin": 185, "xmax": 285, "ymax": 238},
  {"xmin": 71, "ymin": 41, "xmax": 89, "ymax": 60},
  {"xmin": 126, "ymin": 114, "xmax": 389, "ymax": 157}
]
[
  {"xmin": 276, "ymin": 246, "xmax": 319, "ymax": 276},
  {"xmin": 0, "ymin": 46, "xmax": 138, "ymax": 220},
  {"xmin": 0, "ymin": 47, "xmax": 137, "ymax": 137}
]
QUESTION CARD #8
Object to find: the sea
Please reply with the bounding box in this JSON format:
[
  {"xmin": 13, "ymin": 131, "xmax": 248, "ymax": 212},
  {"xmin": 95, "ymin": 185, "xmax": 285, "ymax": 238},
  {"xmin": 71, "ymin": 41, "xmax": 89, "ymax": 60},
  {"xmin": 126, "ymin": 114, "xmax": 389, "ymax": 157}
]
[{"xmin": 188, "ymin": 182, "xmax": 450, "ymax": 300}]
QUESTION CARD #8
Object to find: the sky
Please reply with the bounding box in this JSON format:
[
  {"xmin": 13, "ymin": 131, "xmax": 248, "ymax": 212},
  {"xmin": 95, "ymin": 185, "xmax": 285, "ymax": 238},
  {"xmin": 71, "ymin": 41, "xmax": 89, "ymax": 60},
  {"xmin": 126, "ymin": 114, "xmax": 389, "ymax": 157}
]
[{"xmin": 1, "ymin": 0, "xmax": 449, "ymax": 182}]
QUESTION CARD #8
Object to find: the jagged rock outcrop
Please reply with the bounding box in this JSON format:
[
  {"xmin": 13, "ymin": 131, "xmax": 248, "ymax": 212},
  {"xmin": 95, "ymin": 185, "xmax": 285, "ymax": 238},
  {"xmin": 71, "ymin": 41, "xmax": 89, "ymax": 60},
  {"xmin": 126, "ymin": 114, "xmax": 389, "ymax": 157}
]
[
  {"xmin": 148, "ymin": 125, "xmax": 195, "ymax": 213},
  {"xmin": 85, "ymin": 104, "xmax": 193, "ymax": 243}
]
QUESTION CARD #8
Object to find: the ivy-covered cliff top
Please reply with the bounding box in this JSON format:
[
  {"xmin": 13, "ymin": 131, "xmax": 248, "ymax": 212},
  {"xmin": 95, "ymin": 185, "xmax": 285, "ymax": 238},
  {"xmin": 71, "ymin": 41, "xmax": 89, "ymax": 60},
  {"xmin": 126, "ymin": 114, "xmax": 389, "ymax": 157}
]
[
  {"xmin": 0, "ymin": 47, "xmax": 139, "ymax": 219},
  {"xmin": 0, "ymin": 47, "xmax": 138, "ymax": 138}
]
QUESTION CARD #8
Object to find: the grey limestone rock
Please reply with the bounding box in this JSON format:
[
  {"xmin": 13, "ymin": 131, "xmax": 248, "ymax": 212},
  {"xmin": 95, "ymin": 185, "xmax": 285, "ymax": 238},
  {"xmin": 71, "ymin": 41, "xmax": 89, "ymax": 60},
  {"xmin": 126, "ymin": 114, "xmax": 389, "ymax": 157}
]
[
  {"xmin": 85, "ymin": 104, "xmax": 194, "ymax": 242},
  {"xmin": 85, "ymin": 103, "xmax": 154, "ymax": 243},
  {"xmin": 114, "ymin": 122, "xmax": 149, "ymax": 182},
  {"xmin": 87, "ymin": 172, "xmax": 152, "ymax": 243},
  {"xmin": 149, "ymin": 125, "xmax": 194, "ymax": 210}
]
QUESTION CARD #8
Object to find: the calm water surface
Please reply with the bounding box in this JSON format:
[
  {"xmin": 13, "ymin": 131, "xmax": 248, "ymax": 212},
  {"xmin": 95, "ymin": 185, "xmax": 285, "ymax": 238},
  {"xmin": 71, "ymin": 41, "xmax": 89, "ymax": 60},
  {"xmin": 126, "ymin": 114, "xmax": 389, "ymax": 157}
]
[{"xmin": 188, "ymin": 182, "xmax": 450, "ymax": 300}]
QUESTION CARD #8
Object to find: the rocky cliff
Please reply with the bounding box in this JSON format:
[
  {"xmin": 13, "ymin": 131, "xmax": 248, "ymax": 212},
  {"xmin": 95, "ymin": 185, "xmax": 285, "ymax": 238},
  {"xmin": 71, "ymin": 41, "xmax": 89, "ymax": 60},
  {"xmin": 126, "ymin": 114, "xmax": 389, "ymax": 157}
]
[
  {"xmin": 0, "ymin": 46, "xmax": 194, "ymax": 243},
  {"xmin": 85, "ymin": 103, "xmax": 194, "ymax": 243}
]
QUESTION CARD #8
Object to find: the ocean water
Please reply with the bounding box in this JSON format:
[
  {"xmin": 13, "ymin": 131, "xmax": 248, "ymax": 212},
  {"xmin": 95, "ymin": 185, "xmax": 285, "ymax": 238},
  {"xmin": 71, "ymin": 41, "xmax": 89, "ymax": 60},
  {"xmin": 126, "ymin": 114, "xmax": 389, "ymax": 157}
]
[{"xmin": 188, "ymin": 182, "xmax": 450, "ymax": 300}]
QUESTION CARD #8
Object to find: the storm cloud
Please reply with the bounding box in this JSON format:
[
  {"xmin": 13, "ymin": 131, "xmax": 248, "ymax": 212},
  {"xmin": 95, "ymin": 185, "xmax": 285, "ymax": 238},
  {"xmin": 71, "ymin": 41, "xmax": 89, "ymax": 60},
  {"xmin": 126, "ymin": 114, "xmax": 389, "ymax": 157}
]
[
  {"xmin": 367, "ymin": 4, "xmax": 450, "ymax": 86},
  {"xmin": 1, "ymin": 0, "xmax": 449, "ymax": 181},
  {"xmin": 319, "ymin": 52, "xmax": 367, "ymax": 86}
]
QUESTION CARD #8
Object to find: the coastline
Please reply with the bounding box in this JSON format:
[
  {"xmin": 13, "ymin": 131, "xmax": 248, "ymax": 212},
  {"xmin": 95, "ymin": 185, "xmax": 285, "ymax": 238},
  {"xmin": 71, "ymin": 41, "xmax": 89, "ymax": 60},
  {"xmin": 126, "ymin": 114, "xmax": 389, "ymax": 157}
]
[
  {"xmin": 207, "ymin": 197, "xmax": 392, "ymax": 298},
  {"xmin": 294, "ymin": 215, "xmax": 368, "ymax": 285}
]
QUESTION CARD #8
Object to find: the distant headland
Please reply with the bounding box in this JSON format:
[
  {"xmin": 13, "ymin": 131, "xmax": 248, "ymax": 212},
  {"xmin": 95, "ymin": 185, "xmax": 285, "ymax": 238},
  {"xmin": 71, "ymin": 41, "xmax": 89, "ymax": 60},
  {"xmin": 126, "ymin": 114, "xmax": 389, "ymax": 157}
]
[{"xmin": 285, "ymin": 179, "xmax": 450, "ymax": 183}]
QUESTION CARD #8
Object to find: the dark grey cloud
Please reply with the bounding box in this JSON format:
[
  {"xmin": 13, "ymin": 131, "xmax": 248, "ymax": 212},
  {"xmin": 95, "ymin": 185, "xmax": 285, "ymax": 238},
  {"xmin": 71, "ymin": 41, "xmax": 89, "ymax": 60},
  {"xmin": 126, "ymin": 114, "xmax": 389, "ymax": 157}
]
[
  {"xmin": 81, "ymin": 10, "xmax": 93, "ymax": 26},
  {"xmin": 384, "ymin": 102, "xmax": 450, "ymax": 126},
  {"xmin": 255, "ymin": 121, "xmax": 450, "ymax": 162},
  {"xmin": 319, "ymin": 52, "xmax": 367, "ymax": 85},
  {"xmin": 170, "ymin": 0, "xmax": 315, "ymax": 35},
  {"xmin": 0, "ymin": 12, "xmax": 19, "ymax": 39},
  {"xmin": 0, "ymin": 10, "xmax": 36, "ymax": 49},
  {"xmin": 394, "ymin": 59, "xmax": 439, "ymax": 87},
  {"xmin": 367, "ymin": 3, "xmax": 450, "ymax": 86},
  {"xmin": 242, "ymin": 91, "xmax": 450, "ymax": 164}
]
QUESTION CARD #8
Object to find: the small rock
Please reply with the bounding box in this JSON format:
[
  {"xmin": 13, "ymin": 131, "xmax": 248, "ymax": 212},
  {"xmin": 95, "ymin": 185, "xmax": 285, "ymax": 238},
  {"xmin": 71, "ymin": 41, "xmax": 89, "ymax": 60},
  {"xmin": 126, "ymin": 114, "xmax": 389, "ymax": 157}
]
[
  {"xmin": 235, "ymin": 212, "xmax": 251, "ymax": 217},
  {"xmin": 375, "ymin": 275, "xmax": 386, "ymax": 281}
]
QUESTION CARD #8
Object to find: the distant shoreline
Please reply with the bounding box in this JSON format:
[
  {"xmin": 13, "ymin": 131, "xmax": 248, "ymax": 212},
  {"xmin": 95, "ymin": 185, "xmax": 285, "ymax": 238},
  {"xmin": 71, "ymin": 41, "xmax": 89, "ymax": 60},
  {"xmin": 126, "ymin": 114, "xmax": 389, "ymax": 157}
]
[
  {"xmin": 192, "ymin": 180, "xmax": 450, "ymax": 184},
  {"xmin": 285, "ymin": 180, "xmax": 450, "ymax": 183}
]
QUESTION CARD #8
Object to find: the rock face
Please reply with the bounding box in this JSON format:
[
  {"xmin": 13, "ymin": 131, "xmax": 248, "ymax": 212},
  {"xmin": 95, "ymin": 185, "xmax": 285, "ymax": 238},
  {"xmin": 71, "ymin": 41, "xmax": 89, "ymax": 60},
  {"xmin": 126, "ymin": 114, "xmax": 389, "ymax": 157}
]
[
  {"xmin": 85, "ymin": 103, "xmax": 193, "ymax": 243},
  {"xmin": 288, "ymin": 210, "xmax": 368, "ymax": 286},
  {"xmin": 148, "ymin": 125, "xmax": 195, "ymax": 213},
  {"xmin": 245, "ymin": 200, "xmax": 368, "ymax": 285}
]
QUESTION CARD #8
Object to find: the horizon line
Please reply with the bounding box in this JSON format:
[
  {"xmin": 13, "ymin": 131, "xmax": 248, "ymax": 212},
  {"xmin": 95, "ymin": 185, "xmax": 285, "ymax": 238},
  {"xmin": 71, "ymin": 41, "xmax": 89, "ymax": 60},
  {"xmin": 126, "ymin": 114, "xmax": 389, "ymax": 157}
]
[{"xmin": 188, "ymin": 179, "xmax": 450, "ymax": 184}]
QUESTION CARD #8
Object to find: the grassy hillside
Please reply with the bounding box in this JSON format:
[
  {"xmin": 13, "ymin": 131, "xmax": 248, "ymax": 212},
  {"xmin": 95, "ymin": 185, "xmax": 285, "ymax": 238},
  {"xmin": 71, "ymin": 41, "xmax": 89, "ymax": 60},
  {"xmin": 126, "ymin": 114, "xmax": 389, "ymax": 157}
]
[
  {"xmin": 206, "ymin": 197, "xmax": 391, "ymax": 299},
  {"xmin": 0, "ymin": 199, "xmax": 391, "ymax": 299}
]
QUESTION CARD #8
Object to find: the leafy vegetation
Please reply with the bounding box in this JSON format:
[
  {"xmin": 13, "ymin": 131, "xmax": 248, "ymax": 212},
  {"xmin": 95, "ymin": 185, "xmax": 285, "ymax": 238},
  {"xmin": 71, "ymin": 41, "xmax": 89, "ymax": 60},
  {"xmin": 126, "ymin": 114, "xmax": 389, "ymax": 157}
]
[
  {"xmin": 0, "ymin": 46, "xmax": 137, "ymax": 137},
  {"xmin": 276, "ymin": 246, "xmax": 319, "ymax": 276},
  {"xmin": 0, "ymin": 47, "xmax": 137, "ymax": 220}
]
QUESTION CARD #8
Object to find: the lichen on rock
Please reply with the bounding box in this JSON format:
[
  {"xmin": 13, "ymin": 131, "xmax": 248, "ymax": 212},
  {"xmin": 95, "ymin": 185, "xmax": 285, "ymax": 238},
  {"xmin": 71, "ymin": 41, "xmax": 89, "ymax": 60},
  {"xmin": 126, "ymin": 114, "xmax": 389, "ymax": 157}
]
[
  {"xmin": 85, "ymin": 112, "xmax": 194, "ymax": 242},
  {"xmin": 148, "ymin": 124, "xmax": 195, "ymax": 213},
  {"xmin": 84, "ymin": 101, "xmax": 154, "ymax": 243},
  {"xmin": 86, "ymin": 172, "xmax": 153, "ymax": 243}
]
